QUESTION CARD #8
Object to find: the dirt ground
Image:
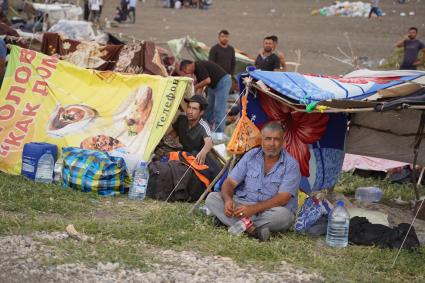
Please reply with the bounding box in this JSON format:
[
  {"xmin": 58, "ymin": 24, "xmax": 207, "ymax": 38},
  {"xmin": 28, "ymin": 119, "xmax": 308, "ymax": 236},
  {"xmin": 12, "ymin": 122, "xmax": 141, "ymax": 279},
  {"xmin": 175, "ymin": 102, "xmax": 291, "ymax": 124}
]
[{"xmin": 103, "ymin": 0, "xmax": 425, "ymax": 75}]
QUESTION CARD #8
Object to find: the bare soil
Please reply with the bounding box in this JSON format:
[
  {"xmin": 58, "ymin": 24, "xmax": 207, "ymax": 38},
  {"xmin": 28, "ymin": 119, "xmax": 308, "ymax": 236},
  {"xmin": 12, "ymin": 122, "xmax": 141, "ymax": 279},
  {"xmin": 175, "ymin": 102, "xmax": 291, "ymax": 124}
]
[{"xmin": 103, "ymin": 0, "xmax": 425, "ymax": 75}]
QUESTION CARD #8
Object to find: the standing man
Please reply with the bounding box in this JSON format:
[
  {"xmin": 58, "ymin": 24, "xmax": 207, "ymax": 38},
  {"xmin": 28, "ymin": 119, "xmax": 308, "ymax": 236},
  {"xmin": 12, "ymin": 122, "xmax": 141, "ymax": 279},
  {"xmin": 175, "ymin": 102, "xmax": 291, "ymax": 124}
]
[
  {"xmin": 168, "ymin": 95, "xmax": 213, "ymax": 165},
  {"xmin": 255, "ymin": 36, "xmax": 281, "ymax": 71},
  {"xmin": 270, "ymin": 35, "xmax": 287, "ymax": 71},
  {"xmin": 206, "ymin": 122, "xmax": 301, "ymax": 241},
  {"xmin": 209, "ymin": 30, "xmax": 236, "ymax": 76},
  {"xmin": 88, "ymin": 0, "xmax": 101, "ymax": 25},
  {"xmin": 396, "ymin": 27, "xmax": 425, "ymax": 70},
  {"xmin": 180, "ymin": 60, "xmax": 232, "ymax": 133},
  {"xmin": 128, "ymin": 0, "xmax": 137, "ymax": 24}
]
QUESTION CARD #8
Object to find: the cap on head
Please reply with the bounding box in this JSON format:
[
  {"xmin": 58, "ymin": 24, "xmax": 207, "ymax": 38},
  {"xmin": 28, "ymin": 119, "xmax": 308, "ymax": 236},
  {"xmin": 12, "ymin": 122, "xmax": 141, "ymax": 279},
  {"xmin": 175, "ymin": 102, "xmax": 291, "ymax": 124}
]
[{"xmin": 184, "ymin": 95, "xmax": 208, "ymax": 111}]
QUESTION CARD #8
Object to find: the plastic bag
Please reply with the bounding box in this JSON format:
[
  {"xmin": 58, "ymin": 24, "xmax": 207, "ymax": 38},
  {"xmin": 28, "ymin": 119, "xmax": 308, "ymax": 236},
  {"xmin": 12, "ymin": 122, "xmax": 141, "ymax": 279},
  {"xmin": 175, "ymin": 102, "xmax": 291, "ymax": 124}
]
[
  {"xmin": 62, "ymin": 147, "xmax": 129, "ymax": 195},
  {"xmin": 226, "ymin": 95, "xmax": 261, "ymax": 154}
]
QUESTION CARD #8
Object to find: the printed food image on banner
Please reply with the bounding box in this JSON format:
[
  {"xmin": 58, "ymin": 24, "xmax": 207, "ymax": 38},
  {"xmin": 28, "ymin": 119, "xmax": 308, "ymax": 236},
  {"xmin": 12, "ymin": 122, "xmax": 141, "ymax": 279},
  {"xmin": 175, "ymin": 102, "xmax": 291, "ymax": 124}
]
[{"xmin": 0, "ymin": 46, "xmax": 192, "ymax": 175}]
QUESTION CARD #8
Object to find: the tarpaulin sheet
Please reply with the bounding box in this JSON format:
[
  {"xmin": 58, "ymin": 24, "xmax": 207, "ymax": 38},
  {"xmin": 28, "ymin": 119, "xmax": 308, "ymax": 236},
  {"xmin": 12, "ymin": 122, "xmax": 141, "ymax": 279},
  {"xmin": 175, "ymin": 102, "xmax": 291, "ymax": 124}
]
[{"xmin": 0, "ymin": 46, "xmax": 191, "ymax": 174}]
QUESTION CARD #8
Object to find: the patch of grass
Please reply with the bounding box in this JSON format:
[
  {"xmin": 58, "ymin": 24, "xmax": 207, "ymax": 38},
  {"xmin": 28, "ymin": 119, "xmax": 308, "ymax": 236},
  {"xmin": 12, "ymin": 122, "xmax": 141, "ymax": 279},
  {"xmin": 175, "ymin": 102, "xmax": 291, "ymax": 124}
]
[
  {"xmin": 335, "ymin": 172, "xmax": 425, "ymax": 201},
  {"xmin": 1, "ymin": 172, "xmax": 425, "ymax": 282},
  {"xmin": 0, "ymin": 172, "xmax": 99, "ymax": 216}
]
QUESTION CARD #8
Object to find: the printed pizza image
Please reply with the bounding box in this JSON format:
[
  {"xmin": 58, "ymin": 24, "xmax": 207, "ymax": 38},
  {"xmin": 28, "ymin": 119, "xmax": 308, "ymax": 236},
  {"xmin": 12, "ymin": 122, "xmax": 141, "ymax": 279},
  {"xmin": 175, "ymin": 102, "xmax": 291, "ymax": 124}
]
[
  {"xmin": 80, "ymin": 135, "xmax": 124, "ymax": 152},
  {"xmin": 46, "ymin": 104, "xmax": 98, "ymax": 137}
]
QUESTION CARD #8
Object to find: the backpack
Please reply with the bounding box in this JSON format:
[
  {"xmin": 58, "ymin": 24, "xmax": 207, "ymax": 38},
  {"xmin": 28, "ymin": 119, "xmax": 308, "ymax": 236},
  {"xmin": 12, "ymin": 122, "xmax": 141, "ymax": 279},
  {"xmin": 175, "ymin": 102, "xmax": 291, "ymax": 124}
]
[{"xmin": 146, "ymin": 160, "xmax": 205, "ymax": 202}]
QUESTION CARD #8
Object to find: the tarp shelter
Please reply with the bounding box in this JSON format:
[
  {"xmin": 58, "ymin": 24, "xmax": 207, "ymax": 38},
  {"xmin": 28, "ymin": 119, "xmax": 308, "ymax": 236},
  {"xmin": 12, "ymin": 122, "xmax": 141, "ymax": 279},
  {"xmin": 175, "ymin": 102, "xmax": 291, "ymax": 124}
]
[
  {"xmin": 40, "ymin": 32, "xmax": 168, "ymax": 76},
  {"xmin": 32, "ymin": 3, "xmax": 82, "ymax": 26},
  {"xmin": 0, "ymin": 46, "xmax": 192, "ymax": 175},
  {"xmin": 239, "ymin": 69, "xmax": 425, "ymax": 194},
  {"xmin": 167, "ymin": 36, "xmax": 255, "ymax": 76}
]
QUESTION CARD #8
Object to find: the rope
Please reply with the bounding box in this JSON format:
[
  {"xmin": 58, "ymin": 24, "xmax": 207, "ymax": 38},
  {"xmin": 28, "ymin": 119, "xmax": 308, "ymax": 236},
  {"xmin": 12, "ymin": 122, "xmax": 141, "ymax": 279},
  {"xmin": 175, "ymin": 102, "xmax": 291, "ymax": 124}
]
[
  {"xmin": 391, "ymin": 197, "xmax": 424, "ymax": 268},
  {"xmin": 163, "ymin": 94, "xmax": 242, "ymax": 202},
  {"xmin": 391, "ymin": 111, "xmax": 425, "ymax": 267}
]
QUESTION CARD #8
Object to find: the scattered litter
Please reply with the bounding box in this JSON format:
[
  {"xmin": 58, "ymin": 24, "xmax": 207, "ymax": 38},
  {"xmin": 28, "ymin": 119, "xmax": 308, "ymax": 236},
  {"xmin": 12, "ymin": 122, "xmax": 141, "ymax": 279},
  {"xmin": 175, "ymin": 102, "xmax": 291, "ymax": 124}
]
[
  {"xmin": 312, "ymin": 1, "xmax": 373, "ymax": 18},
  {"xmin": 66, "ymin": 224, "xmax": 95, "ymax": 243}
]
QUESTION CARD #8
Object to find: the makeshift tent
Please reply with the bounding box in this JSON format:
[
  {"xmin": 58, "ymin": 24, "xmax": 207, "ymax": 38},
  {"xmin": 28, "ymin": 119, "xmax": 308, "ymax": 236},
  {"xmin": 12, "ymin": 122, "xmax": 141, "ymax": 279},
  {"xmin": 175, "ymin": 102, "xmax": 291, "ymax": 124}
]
[
  {"xmin": 167, "ymin": 36, "xmax": 255, "ymax": 76},
  {"xmin": 0, "ymin": 46, "xmax": 192, "ymax": 175},
  {"xmin": 40, "ymin": 32, "xmax": 168, "ymax": 76},
  {"xmin": 239, "ymin": 69, "xmax": 425, "ymax": 196},
  {"xmin": 31, "ymin": 3, "xmax": 82, "ymax": 26}
]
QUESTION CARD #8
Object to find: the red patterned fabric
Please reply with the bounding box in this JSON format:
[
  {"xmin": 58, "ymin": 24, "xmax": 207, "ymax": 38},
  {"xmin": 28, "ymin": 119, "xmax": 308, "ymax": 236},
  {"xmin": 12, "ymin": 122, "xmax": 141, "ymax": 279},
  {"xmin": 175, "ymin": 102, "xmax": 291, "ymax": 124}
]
[{"xmin": 258, "ymin": 91, "xmax": 329, "ymax": 177}]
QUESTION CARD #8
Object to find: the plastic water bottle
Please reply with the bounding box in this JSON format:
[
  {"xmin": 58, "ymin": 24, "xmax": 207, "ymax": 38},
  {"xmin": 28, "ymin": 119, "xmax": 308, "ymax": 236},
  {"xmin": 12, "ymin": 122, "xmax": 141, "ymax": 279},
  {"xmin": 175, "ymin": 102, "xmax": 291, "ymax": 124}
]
[
  {"xmin": 128, "ymin": 161, "xmax": 149, "ymax": 200},
  {"xmin": 355, "ymin": 187, "xmax": 382, "ymax": 203},
  {"xmin": 228, "ymin": 217, "xmax": 253, "ymax": 236},
  {"xmin": 53, "ymin": 158, "xmax": 63, "ymax": 184},
  {"xmin": 326, "ymin": 200, "xmax": 350, "ymax": 248},
  {"xmin": 198, "ymin": 205, "xmax": 212, "ymax": 216},
  {"xmin": 34, "ymin": 152, "xmax": 55, "ymax": 183}
]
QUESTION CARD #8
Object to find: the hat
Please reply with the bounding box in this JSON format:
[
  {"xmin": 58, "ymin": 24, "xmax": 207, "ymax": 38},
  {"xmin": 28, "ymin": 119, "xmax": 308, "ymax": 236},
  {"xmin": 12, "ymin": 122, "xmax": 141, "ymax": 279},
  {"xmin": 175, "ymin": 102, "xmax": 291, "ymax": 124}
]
[{"xmin": 184, "ymin": 95, "xmax": 208, "ymax": 110}]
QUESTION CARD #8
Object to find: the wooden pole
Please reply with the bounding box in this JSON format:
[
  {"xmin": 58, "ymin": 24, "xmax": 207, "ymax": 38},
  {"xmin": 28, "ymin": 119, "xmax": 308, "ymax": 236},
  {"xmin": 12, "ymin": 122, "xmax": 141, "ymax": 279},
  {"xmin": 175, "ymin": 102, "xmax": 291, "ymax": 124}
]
[{"xmin": 188, "ymin": 157, "xmax": 231, "ymax": 214}]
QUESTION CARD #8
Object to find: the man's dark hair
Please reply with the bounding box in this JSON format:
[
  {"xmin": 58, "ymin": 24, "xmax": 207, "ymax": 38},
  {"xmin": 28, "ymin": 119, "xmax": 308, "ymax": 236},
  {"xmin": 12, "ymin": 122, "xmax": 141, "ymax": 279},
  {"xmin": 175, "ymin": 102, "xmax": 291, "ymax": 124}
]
[
  {"xmin": 269, "ymin": 35, "xmax": 278, "ymax": 43},
  {"xmin": 264, "ymin": 36, "xmax": 274, "ymax": 41},
  {"xmin": 219, "ymin": 29, "xmax": 229, "ymax": 36},
  {"xmin": 409, "ymin": 27, "xmax": 418, "ymax": 33},
  {"xmin": 180, "ymin": 59, "xmax": 193, "ymax": 71},
  {"xmin": 261, "ymin": 121, "xmax": 285, "ymax": 134}
]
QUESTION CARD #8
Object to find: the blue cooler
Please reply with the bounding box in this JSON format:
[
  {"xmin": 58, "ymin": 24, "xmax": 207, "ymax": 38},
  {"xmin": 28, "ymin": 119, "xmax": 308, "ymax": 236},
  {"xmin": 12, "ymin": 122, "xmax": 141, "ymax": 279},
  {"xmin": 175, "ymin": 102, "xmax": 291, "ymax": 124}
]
[{"xmin": 21, "ymin": 142, "xmax": 58, "ymax": 180}]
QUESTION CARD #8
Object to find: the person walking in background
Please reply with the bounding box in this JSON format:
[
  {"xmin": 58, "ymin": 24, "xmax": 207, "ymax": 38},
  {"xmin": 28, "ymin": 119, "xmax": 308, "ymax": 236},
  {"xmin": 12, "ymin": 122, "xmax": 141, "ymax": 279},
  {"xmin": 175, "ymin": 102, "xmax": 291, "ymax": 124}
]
[
  {"xmin": 255, "ymin": 36, "xmax": 281, "ymax": 71},
  {"xmin": 368, "ymin": 0, "xmax": 382, "ymax": 19},
  {"xmin": 209, "ymin": 30, "xmax": 236, "ymax": 77},
  {"xmin": 396, "ymin": 27, "xmax": 425, "ymax": 70},
  {"xmin": 128, "ymin": 0, "xmax": 137, "ymax": 23},
  {"xmin": 180, "ymin": 59, "xmax": 232, "ymax": 133}
]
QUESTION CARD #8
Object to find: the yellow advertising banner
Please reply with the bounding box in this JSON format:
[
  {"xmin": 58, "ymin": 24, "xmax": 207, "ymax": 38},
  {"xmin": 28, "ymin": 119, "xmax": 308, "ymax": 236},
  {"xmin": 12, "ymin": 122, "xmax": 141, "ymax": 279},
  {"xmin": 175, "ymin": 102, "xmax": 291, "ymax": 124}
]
[{"xmin": 0, "ymin": 46, "xmax": 192, "ymax": 175}]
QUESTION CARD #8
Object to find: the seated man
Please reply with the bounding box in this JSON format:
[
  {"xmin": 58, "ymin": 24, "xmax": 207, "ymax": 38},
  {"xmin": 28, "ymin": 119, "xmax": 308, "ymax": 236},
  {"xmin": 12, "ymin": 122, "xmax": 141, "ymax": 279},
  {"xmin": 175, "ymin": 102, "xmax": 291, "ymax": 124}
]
[
  {"xmin": 168, "ymin": 95, "xmax": 213, "ymax": 165},
  {"xmin": 206, "ymin": 122, "xmax": 301, "ymax": 241}
]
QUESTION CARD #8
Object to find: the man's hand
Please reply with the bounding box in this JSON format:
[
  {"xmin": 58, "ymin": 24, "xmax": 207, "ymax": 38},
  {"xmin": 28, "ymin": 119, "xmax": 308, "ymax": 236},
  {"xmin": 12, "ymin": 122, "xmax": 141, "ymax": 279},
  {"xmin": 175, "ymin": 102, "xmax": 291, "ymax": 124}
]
[
  {"xmin": 195, "ymin": 150, "xmax": 207, "ymax": 165},
  {"xmin": 233, "ymin": 205, "xmax": 258, "ymax": 218},
  {"xmin": 224, "ymin": 200, "xmax": 236, "ymax": 217}
]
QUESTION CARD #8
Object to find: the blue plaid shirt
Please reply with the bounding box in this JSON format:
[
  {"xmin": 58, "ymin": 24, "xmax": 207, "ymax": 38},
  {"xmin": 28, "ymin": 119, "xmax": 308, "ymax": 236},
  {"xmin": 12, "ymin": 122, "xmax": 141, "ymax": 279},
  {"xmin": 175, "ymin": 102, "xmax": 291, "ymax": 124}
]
[{"xmin": 229, "ymin": 147, "xmax": 301, "ymax": 215}]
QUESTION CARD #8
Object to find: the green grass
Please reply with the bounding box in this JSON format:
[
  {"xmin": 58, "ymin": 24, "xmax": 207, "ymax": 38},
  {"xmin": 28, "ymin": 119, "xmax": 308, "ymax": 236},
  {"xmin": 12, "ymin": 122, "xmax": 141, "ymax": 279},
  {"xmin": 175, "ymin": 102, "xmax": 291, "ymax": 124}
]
[
  {"xmin": 335, "ymin": 172, "xmax": 425, "ymax": 202},
  {"xmin": 1, "ymin": 171, "xmax": 425, "ymax": 282}
]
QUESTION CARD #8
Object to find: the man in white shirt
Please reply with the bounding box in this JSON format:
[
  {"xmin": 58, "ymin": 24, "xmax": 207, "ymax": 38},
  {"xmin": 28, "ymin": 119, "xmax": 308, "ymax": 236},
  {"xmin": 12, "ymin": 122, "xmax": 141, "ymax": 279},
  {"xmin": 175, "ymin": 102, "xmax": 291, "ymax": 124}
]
[
  {"xmin": 128, "ymin": 0, "xmax": 137, "ymax": 24},
  {"xmin": 89, "ymin": 0, "xmax": 102, "ymax": 25}
]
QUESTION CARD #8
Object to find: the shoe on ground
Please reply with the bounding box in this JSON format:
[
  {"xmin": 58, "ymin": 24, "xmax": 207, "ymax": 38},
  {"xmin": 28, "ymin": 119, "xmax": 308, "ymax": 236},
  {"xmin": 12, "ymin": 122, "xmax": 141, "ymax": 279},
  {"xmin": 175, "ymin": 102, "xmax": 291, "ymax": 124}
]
[
  {"xmin": 212, "ymin": 216, "xmax": 227, "ymax": 228},
  {"xmin": 249, "ymin": 227, "xmax": 271, "ymax": 242}
]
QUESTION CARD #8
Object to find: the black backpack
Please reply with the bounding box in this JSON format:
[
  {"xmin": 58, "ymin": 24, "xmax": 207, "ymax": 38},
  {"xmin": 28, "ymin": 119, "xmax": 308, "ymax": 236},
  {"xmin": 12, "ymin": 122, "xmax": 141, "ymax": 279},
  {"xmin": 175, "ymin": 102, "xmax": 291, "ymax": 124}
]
[{"xmin": 146, "ymin": 160, "xmax": 205, "ymax": 202}]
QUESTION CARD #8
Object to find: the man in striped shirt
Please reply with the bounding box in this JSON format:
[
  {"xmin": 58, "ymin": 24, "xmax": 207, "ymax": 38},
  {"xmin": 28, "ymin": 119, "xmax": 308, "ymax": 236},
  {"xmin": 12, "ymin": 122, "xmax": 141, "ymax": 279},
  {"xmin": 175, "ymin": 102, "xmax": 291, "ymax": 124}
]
[{"xmin": 169, "ymin": 95, "xmax": 213, "ymax": 165}]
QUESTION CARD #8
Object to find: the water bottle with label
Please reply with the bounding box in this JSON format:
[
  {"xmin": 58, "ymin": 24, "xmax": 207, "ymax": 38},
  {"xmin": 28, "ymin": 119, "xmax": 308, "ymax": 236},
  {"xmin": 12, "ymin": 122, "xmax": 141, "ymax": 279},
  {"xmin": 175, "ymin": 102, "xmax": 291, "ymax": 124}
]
[
  {"xmin": 355, "ymin": 187, "xmax": 382, "ymax": 203},
  {"xmin": 228, "ymin": 217, "xmax": 253, "ymax": 236},
  {"xmin": 34, "ymin": 152, "xmax": 55, "ymax": 183},
  {"xmin": 128, "ymin": 161, "xmax": 149, "ymax": 200},
  {"xmin": 326, "ymin": 200, "xmax": 350, "ymax": 248}
]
